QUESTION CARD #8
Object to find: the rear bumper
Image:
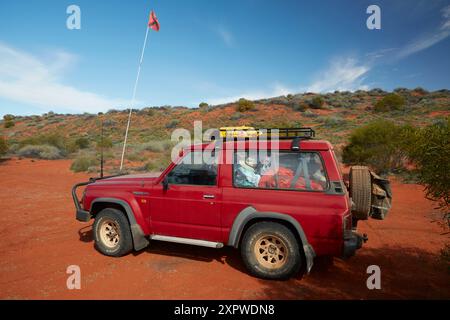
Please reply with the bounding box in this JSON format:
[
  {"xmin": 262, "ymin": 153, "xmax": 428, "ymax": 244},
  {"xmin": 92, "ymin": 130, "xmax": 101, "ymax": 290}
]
[{"xmin": 343, "ymin": 232, "xmax": 367, "ymax": 258}]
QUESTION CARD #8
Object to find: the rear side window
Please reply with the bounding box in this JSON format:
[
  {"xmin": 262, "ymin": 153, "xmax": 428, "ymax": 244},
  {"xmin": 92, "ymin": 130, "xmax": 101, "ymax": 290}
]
[
  {"xmin": 233, "ymin": 151, "xmax": 328, "ymax": 191},
  {"xmin": 167, "ymin": 151, "xmax": 218, "ymax": 186}
]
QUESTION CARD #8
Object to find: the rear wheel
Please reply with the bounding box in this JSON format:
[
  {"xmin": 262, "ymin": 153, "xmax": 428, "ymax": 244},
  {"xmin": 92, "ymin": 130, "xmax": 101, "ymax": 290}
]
[
  {"xmin": 349, "ymin": 166, "xmax": 372, "ymax": 220},
  {"xmin": 241, "ymin": 222, "xmax": 302, "ymax": 280},
  {"xmin": 93, "ymin": 208, "xmax": 133, "ymax": 257}
]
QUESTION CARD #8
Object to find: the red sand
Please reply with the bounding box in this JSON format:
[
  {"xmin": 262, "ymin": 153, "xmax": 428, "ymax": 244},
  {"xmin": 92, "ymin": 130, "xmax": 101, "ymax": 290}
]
[{"xmin": 0, "ymin": 158, "xmax": 448, "ymax": 299}]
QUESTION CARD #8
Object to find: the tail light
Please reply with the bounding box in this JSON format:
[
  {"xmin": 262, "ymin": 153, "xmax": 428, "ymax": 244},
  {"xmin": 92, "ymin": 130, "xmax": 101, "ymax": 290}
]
[{"xmin": 343, "ymin": 213, "xmax": 353, "ymax": 239}]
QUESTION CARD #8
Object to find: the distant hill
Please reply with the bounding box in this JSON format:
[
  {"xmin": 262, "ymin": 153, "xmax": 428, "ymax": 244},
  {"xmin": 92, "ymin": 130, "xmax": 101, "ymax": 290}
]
[{"xmin": 1, "ymin": 88, "xmax": 449, "ymax": 173}]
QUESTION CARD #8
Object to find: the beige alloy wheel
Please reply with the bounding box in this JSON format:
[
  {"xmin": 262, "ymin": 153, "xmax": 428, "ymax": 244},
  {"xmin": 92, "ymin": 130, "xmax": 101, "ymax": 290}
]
[
  {"xmin": 99, "ymin": 219, "xmax": 120, "ymax": 249},
  {"xmin": 254, "ymin": 234, "xmax": 289, "ymax": 269}
]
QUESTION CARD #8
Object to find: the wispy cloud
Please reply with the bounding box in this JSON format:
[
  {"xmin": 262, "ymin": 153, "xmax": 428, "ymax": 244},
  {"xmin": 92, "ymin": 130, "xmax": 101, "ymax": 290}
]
[
  {"xmin": 0, "ymin": 42, "xmax": 127, "ymax": 114},
  {"xmin": 302, "ymin": 57, "xmax": 370, "ymax": 93},
  {"xmin": 205, "ymin": 56, "xmax": 371, "ymax": 105},
  {"xmin": 396, "ymin": 4, "xmax": 450, "ymax": 59},
  {"xmin": 215, "ymin": 25, "xmax": 234, "ymax": 47}
]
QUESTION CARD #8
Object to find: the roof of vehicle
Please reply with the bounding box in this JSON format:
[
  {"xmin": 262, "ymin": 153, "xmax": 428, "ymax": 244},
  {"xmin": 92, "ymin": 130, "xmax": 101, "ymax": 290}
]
[{"xmin": 189, "ymin": 139, "xmax": 333, "ymax": 151}]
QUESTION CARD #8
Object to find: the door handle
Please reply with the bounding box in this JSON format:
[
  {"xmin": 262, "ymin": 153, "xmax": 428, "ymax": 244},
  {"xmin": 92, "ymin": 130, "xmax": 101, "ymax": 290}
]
[{"xmin": 203, "ymin": 194, "xmax": 215, "ymax": 199}]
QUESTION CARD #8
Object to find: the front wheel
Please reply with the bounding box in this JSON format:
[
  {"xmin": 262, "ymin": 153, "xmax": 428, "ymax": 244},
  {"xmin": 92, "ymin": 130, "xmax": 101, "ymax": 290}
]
[
  {"xmin": 241, "ymin": 222, "xmax": 302, "ymax": 280},
  {"xmin": 93, "ymin": 208, "xmax": 133, "ymax": 257}
]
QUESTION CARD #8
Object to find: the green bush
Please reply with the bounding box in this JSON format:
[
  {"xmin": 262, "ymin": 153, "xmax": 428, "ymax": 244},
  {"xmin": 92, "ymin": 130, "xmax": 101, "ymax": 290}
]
[
  {"xmin": 405, "ymin": 118, "xmax": 450, "ymax": 211},
  {"xmin": 138, "ymin": 140, "xmax": 172, "ymax": 153},
  {"xmin": 165, "ymin": 119, "xmax": 180, "ymax": 129},
  {"xmin": 199, "ymin": 102, "xmax": 209, "ymax": 108},
  {"xmin": 290, "ymin": 102, "xmax": 308, "ymax": 112},
  {"xmin": 96, "ymin": 137, "xmax": 113, "ymax": 149},
  {"xmin": 70, "ymin": 154, "xmax": 98, "ymax": 172},
  {"xmin": 74, "ymin": 137, "xmax": 89, "ymax": 149},
  {"xmin": 17, "ymin": 145, "xmax": 63, "ymax": 160},
  {"xmin": 374, "ymin": 93, "xmax": 406, "ymax": 112},
  {"xmin": 342, "ymin": 120, "xmax": 411, "ymax": 173},
  {"xmin": 321, "ymin": 116, "xmax": 347, "ymax": 128},
  {"xmin": 309, "ymin": 96, "xmax": 325, "ymax": 109},
  {"xmin": 303, "ymin": 110, "xmax": 318, "ymax": 118},
  {"xmin": 3, "ymin": 114, "xmax": 15, "ymax": 128},
  {"xmin": 20, "ymin": 132, "xmax": 67, "ymax": 153},
  {"xmin": 0, "ymin": 137, "xmax": 8, "ymax": 156},
  {"xmin": 3, "ymin": 114, "xmax": 14, "ymax": 121},
  {"xmin": 230, "ymin": 112, "xmax": 243, "ymax": 120},
  {"xmin": 413, "ymin": 87, "xmax": 429, "ymax": 95},
  {"xmin": 236, "ymin": 98, "xmax": 255, "ymax": 112}
]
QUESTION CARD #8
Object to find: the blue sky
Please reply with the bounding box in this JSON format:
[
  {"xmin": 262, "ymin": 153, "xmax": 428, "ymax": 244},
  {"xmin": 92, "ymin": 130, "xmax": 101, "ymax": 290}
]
[{"xmin": 0, "ymin": 0, "xmax": 449, "ymax": 116}]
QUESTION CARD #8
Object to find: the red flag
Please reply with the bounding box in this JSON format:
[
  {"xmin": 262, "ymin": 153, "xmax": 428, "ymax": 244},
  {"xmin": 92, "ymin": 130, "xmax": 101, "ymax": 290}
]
[{"xmin": 148, "ymin": 10, "xmax": 160, "ymax": 31}]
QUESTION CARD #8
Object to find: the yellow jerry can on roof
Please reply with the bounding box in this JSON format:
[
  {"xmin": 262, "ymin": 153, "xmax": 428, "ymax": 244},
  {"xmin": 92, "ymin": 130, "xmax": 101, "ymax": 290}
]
[{"xmin": 219, "ymin": 126, "xmax": 260, "ymax": 138}]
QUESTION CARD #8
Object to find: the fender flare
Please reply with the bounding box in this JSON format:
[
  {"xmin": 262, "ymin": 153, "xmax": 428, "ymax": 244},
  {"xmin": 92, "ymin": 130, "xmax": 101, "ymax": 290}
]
[
  {"xmin": 91, "ymin": 198, "xmax": 149, "ymax": 251},
  {"xmin": 228, "ymin": 206, "xmax": 316, "ymax": 273}
]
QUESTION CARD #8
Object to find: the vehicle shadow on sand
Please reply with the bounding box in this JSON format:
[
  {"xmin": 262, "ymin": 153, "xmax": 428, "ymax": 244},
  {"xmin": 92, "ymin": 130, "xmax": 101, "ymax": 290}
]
[
  {"xmin": 258, "ymin": 246, "xmax": 450, "ymax": 299},
  {"xmin": 78, "ymin": 225, "xmax": 94, "ymax": 242},
  {"xmin": 77, "ymin": 225, "xmax": 249, "ymax": 273},
  {"xmin": 77, "ymin": 226, "xmax": 449, "ymax": 299}
]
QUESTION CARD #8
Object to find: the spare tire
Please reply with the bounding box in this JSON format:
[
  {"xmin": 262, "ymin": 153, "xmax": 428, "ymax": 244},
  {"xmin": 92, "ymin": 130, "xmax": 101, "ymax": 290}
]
[{"xmin": 349, "ymin": 166, "xmax": 372, "ymax": 220}]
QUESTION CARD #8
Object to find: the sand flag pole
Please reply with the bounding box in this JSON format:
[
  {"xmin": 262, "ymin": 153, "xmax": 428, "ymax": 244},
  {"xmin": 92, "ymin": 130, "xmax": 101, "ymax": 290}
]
[{"xmin": 120, "ymin": 10, "xmax": 160, "ymax": 172}]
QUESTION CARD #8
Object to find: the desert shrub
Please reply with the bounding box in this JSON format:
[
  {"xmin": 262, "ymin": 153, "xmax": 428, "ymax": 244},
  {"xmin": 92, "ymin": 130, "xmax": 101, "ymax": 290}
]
[
  {"xmin": 303, "ymin": 110, "xmax": 318, "ymax": 118},
  {"xmin": 20, "ymin": 132, "xmax": 67, "ymax": 153},
  {"xmin": 165, "ymin": 119, "xmax": 180, "ymax": 129},
  {"xmin": 74, "ymin": 137, "xmax": 89, "ymax": 149},
  {"xmin": 230, "ymin": 112, "xmax": 243, "ymax": 120},
  {"xmin": 102, "ymin": 119, "xmax": 117, "ymax": 127},
  {"xmin": 321, "ymin": 116, "xmax": 347, "ymax": 128},
  {"xmin": 17, "ymin": 145, "xmax": 63, "ymax": 160},
  {"xmin": 138, "ymin": 140, "xmax": 172, "ymax": 153},
  {"xmin": 267, "ymin": 96, "xmax": 289, "ymax": 106},
  {"xmin": 374, "ymin": 93, "xmax": 406, "ymax": 112},
  {"xmin": 70, "ymin": 154, "xmax": 97, "ymax": 172},
  {"xmin": 308, "ymin": 96, "xmax": 325, "ymax": 109},
  {"xmin": 3, "ymin": 114, "xmax": 14, "ymax": 121},
  {"xmin": 95, "ymin": 136, "xmax": 113, "ymax": 149},
  {"xmin": 199, "ymin": 102, "xmax": 209, "ymax": 108},
  {"xmin": 0, "ymin": 137, "xmax": 8, "ymax": 156},
  {"xmin": 289, "ymin": 102, "xmax": 308, "ymax": 112},
  {"xmin": 286, "ymin": 94, "xmax": 293, "ymax": 100},
  {"xmin": 4, "ymin": 120, "xmax": 15, "ymax": 128},
  {"xmin": 342, "ymin": 120, "xmax": 412, "ymax": 173},
  {"xmin": 368, "ymin": 88, "xmax": 386, "ymax": 96},
  {"xmin": 143, "ymin": 153, "xmax": 172, "ymax": 172},
  {"xmin": 236, "ymin": 98, "xmax": 255, "ymax": 112},
  {"xmin": 413, "ymin": 87, "xmax": 429, "ymax": 95},
  {"xmin": 405, "ymin": 118, "xmax": 450, "ymax": 212},
  {"xmin": 393, "ymin": 87, "xmax": 409, "ymax": 94}
]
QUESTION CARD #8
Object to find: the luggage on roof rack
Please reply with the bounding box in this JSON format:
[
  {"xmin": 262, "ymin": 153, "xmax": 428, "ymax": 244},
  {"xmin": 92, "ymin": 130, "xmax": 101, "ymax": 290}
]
[{"xmin": 217, "ymin": 127, "xmax": 315, "ymax": 140}]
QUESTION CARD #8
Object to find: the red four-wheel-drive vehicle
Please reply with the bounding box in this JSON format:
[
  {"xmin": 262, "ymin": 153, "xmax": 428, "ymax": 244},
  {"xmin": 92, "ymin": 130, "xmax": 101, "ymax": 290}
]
[{"xmin": 72, "ymin": 128, "xmax": 392, "ymax": 279}]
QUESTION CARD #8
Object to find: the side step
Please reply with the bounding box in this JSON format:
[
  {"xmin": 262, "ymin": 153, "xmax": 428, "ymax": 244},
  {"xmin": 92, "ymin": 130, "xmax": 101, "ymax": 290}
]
[{"xmin": 150, "ymin": 235, "xmax": 224, "ymax": 249}]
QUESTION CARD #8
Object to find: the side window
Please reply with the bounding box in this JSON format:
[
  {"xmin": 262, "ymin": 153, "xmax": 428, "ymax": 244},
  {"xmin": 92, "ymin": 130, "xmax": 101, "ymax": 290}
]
[
  {"xmin": 167, "ymin": 151, "xmax": 218, "ymax": 186},
  {"xmin": 233, "ymin": 151, "xmax": 328, "ymax": 191}
]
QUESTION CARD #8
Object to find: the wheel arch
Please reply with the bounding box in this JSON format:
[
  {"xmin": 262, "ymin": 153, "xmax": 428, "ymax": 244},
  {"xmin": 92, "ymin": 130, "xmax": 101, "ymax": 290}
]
[
  {"xmin": 228, "ymin": 206, "xmax": 316, "ymax": 273},
  {"xmin": 90, "ymin": 198, "xmax": 149, "ymax": 251}
]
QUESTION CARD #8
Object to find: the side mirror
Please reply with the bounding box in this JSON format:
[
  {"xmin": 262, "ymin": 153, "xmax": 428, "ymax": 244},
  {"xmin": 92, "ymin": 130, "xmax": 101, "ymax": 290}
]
[{"xmin": 162, "ymin": 176, "xmax": 169, "ymax": 191}]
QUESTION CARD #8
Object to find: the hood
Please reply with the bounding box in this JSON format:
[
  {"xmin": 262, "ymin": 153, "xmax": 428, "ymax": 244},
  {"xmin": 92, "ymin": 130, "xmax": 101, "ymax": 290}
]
[{"xmin": 93, "ymin": 173, "xmax": 160, "ymax": 186}]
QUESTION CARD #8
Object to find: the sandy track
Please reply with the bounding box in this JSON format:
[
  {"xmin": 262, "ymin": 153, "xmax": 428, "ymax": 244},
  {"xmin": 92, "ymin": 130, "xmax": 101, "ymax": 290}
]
[{"xmin": 0, "ymin": 158, "xmax": 448, "ymax": 299}]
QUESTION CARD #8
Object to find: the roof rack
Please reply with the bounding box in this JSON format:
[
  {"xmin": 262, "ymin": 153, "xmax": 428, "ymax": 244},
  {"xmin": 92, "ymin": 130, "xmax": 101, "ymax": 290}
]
[{"xmin": 217, "ymin": 127, "xmax": 315, "ymax": 140}]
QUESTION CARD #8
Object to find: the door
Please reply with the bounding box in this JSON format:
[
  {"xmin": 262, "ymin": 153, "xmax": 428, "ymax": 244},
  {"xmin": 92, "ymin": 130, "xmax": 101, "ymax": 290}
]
[{"xmin": 149, "ymin": 150, "xmax": 222, "ymax": 241}]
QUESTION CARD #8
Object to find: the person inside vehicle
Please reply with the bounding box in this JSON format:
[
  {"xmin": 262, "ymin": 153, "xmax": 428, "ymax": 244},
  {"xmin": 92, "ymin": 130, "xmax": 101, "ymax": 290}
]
[{"xmin": 234, "ymin": 153, "xmax": 261, "ymax": 187}]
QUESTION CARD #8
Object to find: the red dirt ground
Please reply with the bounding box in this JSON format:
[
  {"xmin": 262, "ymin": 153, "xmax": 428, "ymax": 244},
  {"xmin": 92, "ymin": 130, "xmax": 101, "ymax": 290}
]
[{"xmin": 0, "ymin": 158, "xmax": 448, "ymax": 300}]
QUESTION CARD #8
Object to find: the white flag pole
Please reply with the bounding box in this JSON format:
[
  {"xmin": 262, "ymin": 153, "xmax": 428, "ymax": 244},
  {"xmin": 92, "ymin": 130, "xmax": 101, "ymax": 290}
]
[{"xmin": 120, "ymin": 23, "xmax": 151, "ymax": 171}]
